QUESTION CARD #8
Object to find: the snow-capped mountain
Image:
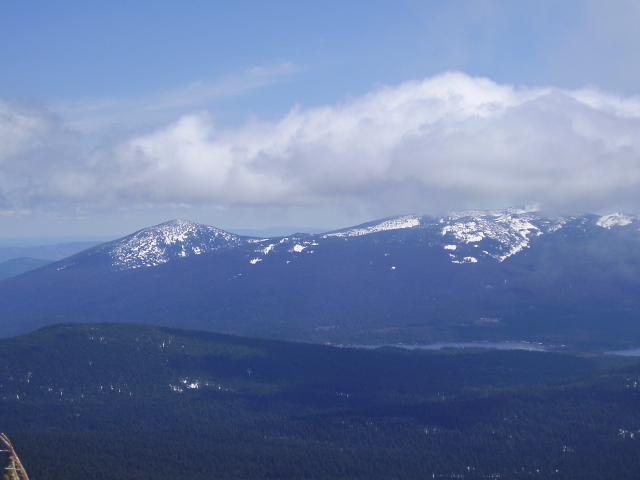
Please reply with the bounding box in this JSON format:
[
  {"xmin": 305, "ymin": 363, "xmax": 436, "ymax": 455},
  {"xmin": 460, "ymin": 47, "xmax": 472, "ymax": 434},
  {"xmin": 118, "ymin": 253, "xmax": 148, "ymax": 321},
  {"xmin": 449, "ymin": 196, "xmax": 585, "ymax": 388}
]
[
  {"xmin": 59, "ymin": 219, "xmax": 256, "ymax": 270},
  {"xmin": 236, "ymin": 208, "xmax": 640, "ymax": 268},
  {"xmin": 54, "ymin": 209, "xmax": 640, "ymax": 272},
  {"xmin": 3, "ymin": 208, "xmax": 640, "ymax": 349},
  {"xmin": 319, "ymin": 207, "xmax": 559, "ymax": 263}
]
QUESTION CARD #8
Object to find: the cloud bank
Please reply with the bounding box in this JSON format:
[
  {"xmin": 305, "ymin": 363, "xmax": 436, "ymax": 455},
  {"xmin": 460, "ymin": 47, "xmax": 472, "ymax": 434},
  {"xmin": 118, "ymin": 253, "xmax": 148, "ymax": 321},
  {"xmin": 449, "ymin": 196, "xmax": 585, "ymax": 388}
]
[{"xmin": 3, "ymin": 72, "xmax": 640, "ymax": 217}]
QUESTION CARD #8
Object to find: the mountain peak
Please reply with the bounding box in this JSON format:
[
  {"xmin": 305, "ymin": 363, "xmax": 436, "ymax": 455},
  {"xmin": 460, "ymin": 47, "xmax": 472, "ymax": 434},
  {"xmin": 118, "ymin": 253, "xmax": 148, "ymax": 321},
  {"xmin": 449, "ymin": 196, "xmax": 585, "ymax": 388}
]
[{"xmin": 105, "ymin": 220, "xmax": 249, "ymax": 270}]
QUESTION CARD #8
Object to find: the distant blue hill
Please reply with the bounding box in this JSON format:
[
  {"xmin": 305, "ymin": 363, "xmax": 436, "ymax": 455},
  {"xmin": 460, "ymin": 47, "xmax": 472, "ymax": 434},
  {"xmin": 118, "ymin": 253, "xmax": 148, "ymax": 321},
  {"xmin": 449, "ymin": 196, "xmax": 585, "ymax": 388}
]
[
  {"xmin": 0, "ymin": 236, "xmax": 116, "ymax": 247},
  {"xmin": 0, "ymin": 257, "xmax": 52, "ymax": 280},
  {"xmin": 227, "ymin": 226, "xmax": 330, "ymax": 237},
  {"xmin": 0, "ymin": 241, "xmax": 105, "ymax": 263}
]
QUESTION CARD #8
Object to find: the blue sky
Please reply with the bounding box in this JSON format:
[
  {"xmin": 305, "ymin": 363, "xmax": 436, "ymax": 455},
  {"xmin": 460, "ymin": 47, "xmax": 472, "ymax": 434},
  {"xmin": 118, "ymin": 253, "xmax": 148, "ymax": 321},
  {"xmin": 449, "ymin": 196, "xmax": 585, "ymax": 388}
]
[{"xmin": 2, "ymin": 0, "xmax": 640, "ymax": 238}]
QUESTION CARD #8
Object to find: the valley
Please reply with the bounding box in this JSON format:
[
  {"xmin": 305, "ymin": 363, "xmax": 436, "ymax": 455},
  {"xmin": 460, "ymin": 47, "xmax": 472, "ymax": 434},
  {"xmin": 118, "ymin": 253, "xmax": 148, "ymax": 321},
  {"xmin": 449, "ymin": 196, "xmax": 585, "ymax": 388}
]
[{"xmin": 1, "ymin": 322, "xmax": 639, "ymax": 479}]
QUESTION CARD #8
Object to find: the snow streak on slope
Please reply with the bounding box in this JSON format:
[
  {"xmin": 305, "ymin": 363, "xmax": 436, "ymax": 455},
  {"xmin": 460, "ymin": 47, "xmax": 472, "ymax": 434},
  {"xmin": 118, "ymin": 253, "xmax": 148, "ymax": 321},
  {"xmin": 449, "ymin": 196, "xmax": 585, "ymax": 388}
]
[
  {"xmin": 109, "ymin": 220, "xmax": 248, "ymax": 269},
  {"xmin": 322, "ymin": 215, "xmax": 421, "ymax": 238}
]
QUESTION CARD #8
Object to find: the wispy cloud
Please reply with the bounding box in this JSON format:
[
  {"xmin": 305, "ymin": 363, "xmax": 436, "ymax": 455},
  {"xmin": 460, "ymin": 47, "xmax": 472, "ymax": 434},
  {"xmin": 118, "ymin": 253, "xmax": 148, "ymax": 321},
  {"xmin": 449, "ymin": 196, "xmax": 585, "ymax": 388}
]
[
  {"xmin": 51, "ymin": 62, "xmax": 299, "ymax": 133},
  {"xmin": 3, "ymin": 72, "xmax": 640, "ymax": 218}
]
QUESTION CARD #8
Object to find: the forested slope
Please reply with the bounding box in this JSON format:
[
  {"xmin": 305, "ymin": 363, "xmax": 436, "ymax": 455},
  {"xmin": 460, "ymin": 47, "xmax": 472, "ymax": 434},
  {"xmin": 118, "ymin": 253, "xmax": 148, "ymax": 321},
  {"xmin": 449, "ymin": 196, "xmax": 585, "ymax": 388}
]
[{"xmin": 0, "ymin": 323, "xmax": 639, "ymax": 479}]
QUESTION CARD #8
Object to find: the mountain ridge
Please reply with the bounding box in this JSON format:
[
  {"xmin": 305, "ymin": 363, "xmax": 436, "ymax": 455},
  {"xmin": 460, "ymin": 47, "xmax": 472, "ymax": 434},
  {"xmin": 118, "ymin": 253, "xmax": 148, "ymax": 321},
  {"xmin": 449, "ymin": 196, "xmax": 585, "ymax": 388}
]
[
  {"xmin": 2, "ymin": 208, "xmax": 640, "ymax": 348},
  {"xmin": 52, "ymin": 208, "xmax": 640, "ymax": 273}
]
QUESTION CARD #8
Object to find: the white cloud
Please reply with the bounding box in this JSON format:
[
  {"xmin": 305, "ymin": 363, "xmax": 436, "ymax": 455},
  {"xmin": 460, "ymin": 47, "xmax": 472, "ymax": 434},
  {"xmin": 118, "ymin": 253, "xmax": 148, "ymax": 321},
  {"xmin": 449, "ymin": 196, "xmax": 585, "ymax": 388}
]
[
  {"xmin": 0, "ymin": 100, "xmax": 58, "ymax": 163},
  {"xmin": 3, "ymin": 72, "xmax": 640, "ymax": 217}
]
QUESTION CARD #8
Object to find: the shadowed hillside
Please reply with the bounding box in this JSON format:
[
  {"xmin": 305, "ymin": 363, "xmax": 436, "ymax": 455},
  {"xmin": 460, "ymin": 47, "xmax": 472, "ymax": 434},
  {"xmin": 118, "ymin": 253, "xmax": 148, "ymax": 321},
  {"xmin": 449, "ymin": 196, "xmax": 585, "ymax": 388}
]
[{"xmin": 1, "ymin": 323, "xmax": 639, "ymax": 479}]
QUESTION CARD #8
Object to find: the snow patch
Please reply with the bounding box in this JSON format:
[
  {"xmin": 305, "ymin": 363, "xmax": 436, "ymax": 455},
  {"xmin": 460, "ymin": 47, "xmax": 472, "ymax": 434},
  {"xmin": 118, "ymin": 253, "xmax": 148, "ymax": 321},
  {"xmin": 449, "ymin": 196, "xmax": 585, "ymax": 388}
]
[
  {"xmin": 260, "ymin": 244, "xmax": 276, "ymax": 255},
  {"xmin": 597, "ymin": 213, "xmax": 635, "ymax": 228},
  {"xmin": 452, "ymin": 256, "xmax": 478, "ymax": 264},
  {"xmin": 441, "ymin": 210, "xmax": 542, "ymax": 262}
]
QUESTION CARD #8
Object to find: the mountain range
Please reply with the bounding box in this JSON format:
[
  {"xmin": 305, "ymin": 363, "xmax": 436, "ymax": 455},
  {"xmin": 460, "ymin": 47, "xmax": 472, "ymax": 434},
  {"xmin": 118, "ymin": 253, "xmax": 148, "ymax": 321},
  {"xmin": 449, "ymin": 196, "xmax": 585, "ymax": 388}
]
[{"xmin": 2, "ymin": 208, "xmax": 640, "ymax": 348}]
